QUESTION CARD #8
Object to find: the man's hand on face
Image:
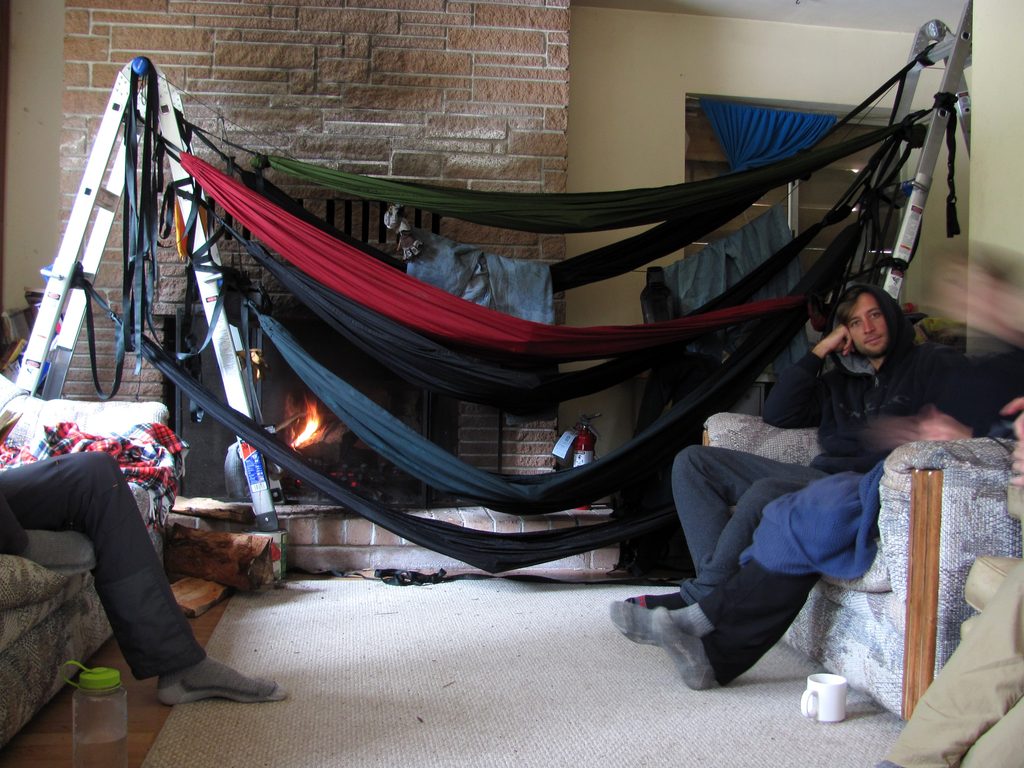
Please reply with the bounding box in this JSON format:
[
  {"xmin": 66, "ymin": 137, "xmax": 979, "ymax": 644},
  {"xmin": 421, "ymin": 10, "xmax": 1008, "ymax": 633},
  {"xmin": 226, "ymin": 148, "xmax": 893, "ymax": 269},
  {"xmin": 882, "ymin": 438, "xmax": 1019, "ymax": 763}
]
[{"xmin": 812, "ymin": 324, "xmax": 854, "ymax": 360}]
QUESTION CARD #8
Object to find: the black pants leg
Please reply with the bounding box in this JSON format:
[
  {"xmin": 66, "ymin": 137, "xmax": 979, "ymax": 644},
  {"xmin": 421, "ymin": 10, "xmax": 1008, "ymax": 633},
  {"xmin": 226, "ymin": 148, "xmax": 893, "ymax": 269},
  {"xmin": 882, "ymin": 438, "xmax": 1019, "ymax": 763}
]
[
  {"xmin": 3, "ymin": 453, "xmax": 205, "ymax": 678},
  {"xmin": 697, "ymin": 559, "xmax": 819, "ymax": 685}
]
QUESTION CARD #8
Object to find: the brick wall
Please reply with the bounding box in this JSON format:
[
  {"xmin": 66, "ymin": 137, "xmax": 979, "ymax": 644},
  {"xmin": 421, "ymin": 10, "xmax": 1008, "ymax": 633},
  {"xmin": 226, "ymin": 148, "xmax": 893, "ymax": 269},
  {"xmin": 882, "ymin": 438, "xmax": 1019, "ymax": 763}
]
[{"xmin": 60, "ymin": 0, "xmax": 568, "ymax": 475}]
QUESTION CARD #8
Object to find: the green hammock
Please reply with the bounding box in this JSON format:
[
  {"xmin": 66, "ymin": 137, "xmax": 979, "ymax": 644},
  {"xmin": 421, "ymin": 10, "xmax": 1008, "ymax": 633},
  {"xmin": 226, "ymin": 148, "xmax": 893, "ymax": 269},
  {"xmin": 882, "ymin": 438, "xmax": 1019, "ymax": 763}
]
[{"xmin": 265, "ymin": 120, "xmax": 921, "ymax": 234}]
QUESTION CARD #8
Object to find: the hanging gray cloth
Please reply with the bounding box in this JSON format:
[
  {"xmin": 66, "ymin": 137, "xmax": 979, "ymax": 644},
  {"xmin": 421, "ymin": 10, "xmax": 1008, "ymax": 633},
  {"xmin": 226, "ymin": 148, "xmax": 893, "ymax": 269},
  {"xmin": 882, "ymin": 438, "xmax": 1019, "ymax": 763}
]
[
  {"xmin": 406, "ymin": 228, "xmax": 555, "ymax": 324},
  {"xmin": 663, "ymin": 203, "xmax": 808, "ymax": 370}
]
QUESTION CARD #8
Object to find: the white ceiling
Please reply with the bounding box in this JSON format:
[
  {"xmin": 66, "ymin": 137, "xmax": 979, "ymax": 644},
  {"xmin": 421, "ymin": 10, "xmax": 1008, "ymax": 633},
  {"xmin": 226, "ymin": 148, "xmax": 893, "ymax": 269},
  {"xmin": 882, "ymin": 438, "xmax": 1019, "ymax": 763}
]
[{"xmin": 572, "ymin": 0, "xmax": 970, "ymax": 34}]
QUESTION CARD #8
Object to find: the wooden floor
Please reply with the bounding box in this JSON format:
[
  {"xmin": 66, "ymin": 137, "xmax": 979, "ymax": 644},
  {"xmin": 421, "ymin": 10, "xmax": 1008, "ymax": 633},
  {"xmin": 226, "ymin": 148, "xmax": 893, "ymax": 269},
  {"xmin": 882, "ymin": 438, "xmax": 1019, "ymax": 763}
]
[{"xmin": 0, "ymin": 598, "xmax": 229, "ymax": 768}]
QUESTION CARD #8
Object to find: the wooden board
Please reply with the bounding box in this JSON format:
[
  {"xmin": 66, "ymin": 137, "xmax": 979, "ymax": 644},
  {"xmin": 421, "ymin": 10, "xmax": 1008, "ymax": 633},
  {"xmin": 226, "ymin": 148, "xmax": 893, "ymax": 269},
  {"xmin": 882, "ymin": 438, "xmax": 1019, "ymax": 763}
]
[{"xmin": 171, "ymin": 577, "xmax": 232, "ymax": 617}]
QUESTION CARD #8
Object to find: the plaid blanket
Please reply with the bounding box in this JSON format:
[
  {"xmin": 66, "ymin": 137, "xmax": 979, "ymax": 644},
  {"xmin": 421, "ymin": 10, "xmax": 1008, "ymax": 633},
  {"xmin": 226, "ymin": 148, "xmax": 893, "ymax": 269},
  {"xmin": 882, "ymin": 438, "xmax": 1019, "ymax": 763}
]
[{"xmin": 0, "ymin": 422, "xmax": 187, "ymax": 523}]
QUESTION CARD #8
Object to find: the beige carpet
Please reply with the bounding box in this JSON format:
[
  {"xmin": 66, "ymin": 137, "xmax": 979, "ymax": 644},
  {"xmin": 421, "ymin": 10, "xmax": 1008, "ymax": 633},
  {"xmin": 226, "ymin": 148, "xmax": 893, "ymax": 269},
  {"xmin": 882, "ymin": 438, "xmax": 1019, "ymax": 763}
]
[{"xmin": 143, "ymin": 578, "xmax": 902, "ymax": 767}]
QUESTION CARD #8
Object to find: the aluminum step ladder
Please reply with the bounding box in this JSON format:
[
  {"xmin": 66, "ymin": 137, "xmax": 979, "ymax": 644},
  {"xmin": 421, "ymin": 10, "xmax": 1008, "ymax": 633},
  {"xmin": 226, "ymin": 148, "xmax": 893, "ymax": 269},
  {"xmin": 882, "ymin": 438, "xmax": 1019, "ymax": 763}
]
[{"xmin": 15, "ymin": 57, "xmax": 281, "ymax": 531}]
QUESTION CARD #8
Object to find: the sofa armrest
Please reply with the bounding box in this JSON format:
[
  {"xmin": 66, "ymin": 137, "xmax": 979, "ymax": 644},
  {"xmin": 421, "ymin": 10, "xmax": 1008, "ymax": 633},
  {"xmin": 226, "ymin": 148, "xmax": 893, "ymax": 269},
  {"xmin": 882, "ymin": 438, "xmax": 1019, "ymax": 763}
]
[
  {"xmin": 703, "ymin": 412, "xmax": 821, "ymax": 465},
  {"xmin": 877, "ymin": 437, "xmax": 1020, "ymax": 717},
  {"xmin": 879, "ymin": 438, "xmax": 1020, "ymax": 602}
]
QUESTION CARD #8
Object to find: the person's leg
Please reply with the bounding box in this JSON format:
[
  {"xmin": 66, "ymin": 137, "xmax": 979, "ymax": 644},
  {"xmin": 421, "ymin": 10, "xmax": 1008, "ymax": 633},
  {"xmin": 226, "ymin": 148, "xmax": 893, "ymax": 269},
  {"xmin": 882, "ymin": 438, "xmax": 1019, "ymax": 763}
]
[
  {"xmin": 881, "ymin": 561, "xmax": 1024, "ymax": 768},
  {"xmin": 697, "ymin": 559, "xmax": 819, "ymax": 685},
  {"xmin": 2, "ymin": 453, "xmax": 206, "ymax": 677},
  {"xmin": 678, "ymin": 475, "xmax": 819, "ymax": 604},
  {"xmin": 3, "ymin": 454, "xmax": 285, "ymax": 703},
  {"xmin": 612, "ymin": 559, "xmax": 818, "ymax": 688},
  {"xmin": 628, "ymin": 446, "xmax": 822, "ymax": 608}
]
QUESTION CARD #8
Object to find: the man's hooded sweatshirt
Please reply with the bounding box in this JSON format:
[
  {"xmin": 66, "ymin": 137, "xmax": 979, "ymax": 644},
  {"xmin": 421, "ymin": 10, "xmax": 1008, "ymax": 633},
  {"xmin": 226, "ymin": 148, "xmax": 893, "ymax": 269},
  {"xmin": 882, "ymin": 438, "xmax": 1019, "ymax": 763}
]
[{"xmin": 761, "ymin": 284, "xmax": 966, "ymax": 474}]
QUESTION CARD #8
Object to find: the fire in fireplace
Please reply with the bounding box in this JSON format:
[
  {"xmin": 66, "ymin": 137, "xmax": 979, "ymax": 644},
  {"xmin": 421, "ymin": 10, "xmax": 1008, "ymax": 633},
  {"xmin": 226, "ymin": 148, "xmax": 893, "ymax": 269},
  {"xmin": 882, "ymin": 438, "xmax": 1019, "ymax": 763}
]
[
  {"xmin": 172, "ymin": 311, "xmax": 460, "ymax": 508},
  {"xmin": 269, "ymin": 382, "xmax": 427, "ymax": 506}
]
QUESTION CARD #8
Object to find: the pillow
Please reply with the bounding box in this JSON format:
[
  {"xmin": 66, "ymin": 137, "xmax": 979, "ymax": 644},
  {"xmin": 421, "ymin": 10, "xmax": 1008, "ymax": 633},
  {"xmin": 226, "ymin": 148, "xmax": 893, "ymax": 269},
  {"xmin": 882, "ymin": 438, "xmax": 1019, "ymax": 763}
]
[{"xmin": 21, "ymin": 530, "xmax": 96, "ymax": 574}]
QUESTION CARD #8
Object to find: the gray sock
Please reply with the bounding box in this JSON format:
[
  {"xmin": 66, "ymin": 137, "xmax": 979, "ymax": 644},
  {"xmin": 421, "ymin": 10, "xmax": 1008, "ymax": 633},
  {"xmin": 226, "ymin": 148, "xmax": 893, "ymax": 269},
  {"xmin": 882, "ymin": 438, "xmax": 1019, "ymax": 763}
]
[
  {"xmin": 610, "ymin": 600, "xmax": 665, "ymax": 645},
  {"xmin": 610, "ymin": 600, "xmax": 715, "ymax": 645},
  {"xmin": 157, "ymin": 657, "xmax": 287, "ymax": 705},
  {"xmin": 669, "ymin": 602, "xmax": 715, "ymax": 638},
  {"xmin": 649, "ymin": 608, "xmax": 718, "ymax": 690}
]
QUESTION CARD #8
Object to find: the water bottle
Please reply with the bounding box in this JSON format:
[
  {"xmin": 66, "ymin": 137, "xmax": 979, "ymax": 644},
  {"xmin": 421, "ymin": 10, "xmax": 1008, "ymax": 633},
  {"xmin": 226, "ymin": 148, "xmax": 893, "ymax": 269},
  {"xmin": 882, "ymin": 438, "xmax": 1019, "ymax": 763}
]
[
  {"xmin": 640, "ymin": 266, "xmax": 673, "ymax": 324},
  {"xmin": 63, "ymin": 660, "xmax": 128, "ymax": 768}
]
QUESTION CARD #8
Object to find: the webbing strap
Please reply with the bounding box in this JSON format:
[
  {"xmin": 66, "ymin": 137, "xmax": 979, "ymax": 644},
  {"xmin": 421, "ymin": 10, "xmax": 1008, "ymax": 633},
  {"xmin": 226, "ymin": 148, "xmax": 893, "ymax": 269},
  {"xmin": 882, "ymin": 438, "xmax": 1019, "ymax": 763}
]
[
  {"xmin": 122, "ymin": 63, "xmax": 164, "ymax": 380},
  {"xmin": 824, "ymin": 44, "xmax": 936, "ymax": 138},
  {"xmin": 70, "ymin": 265, "xmax": 124, "ymax": 401},
  {"xmin": 934, "ymin": 92, "xmax": 962, "ymax": 238}
]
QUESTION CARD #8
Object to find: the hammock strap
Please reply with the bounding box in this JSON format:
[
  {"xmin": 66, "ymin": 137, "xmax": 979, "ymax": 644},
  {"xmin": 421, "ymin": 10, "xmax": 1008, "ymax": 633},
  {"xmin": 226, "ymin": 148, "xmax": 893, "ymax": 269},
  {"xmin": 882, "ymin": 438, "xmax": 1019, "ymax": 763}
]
[
  {"xmin": 933, "ymin": 91, "xmax": 962, "ymax": 239},
  {"xmin": 68, "ymin": 264, "xmax": 125, "ymax": 401},
  {"xmin": 824, "ymin": 43, "xmax": 936, "ymax": 138},
  {"xmin": 122, "ymin": 65, "xmax": 164, "ymax": 378}
]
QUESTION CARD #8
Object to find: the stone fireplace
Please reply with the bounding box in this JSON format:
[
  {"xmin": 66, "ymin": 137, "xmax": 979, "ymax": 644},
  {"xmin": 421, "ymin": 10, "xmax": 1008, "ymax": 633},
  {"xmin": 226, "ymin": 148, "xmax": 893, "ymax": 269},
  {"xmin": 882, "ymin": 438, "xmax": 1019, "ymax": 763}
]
[{"xmin": 172, "ymin": 305, "xmax": 461, "ymax": 509}]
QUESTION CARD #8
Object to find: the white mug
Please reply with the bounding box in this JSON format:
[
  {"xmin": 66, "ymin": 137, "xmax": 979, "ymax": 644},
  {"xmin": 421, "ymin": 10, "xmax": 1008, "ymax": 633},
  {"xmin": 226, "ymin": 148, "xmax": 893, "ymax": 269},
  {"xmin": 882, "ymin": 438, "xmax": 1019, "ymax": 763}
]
[{"xmin": 800, "ymin": 673, "xmax": 847, "ymax": 723}]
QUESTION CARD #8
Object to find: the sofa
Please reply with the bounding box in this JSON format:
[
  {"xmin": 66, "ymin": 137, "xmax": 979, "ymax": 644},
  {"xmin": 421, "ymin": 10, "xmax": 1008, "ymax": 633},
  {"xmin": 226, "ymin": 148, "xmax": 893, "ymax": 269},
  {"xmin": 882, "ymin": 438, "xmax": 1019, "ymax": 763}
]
[
  {"xmin": 0, "ymin": 374, "xmax": 172, "ymax": 747},
  {"xmin": 703, "ymin": 411, "xmax": 1022, "ymax": 718}
]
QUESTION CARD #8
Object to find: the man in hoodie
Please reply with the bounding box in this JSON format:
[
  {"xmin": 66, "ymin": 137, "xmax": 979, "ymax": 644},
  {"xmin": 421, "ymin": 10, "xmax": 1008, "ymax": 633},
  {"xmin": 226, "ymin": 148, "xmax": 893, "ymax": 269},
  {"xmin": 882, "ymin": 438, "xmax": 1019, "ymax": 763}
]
[
  {"xmin": 608, "ymin": 387, "xmax": 1019, "ymax": 695},
  {"xmin": 624, "ymin": 283, "xmax": 967, "ymax": 611}
]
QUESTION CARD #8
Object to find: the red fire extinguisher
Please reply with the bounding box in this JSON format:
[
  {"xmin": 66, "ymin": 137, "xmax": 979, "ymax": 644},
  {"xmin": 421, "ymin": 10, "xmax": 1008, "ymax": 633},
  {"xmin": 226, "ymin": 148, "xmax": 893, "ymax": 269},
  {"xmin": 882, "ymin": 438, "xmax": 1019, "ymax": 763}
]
[{"xmin": 572, "ymin": 413, "xmax": 600, "ymax": 467}]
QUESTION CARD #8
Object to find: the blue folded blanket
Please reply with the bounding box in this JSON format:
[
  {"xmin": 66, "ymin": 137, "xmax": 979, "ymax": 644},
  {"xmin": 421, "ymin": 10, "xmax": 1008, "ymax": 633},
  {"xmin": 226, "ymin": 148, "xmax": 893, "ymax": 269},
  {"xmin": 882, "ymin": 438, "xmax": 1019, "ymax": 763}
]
[{"xmin": 742, "ymin": 459, "xmax": 885, "ymax": 579}]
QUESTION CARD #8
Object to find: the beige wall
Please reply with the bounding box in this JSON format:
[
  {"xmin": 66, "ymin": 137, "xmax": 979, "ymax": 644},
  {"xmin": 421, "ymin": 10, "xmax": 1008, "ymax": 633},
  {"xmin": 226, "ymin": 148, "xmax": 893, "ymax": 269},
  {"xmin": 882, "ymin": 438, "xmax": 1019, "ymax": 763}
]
[
  {"xmin": 566, "ymin": 7, "xmax": 969, "ymax": 450},
  {"xmin": 3, "ymin": 0, "xmax": 63, "ymax": 312},
  {"xmin": 970, "ymin": 0, "xmax": 1023, "ymax": 250}
]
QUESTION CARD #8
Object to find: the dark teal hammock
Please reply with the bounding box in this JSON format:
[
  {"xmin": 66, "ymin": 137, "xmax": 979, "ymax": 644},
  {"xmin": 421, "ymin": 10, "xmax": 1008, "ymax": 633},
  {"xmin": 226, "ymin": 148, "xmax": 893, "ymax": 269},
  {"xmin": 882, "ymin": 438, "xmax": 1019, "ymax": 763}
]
[
  {"xmin": 240, "ymin": 224, "xmax": 860, "ymax": 514},
  {"xmin": 144, "ymin": 336, "xmax": 673, "ymax": 572}
]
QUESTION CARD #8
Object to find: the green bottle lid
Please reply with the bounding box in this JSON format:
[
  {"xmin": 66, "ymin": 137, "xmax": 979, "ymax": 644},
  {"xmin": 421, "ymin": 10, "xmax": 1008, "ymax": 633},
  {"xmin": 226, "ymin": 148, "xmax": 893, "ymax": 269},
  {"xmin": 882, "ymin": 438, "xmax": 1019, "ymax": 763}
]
[
  {"xmin": 62, "ymin": 660, "xmax": 121, "ymax": 690},
  {"xmin": 78, "ymin": 666, "xmax": 121, "ymax": 690}
]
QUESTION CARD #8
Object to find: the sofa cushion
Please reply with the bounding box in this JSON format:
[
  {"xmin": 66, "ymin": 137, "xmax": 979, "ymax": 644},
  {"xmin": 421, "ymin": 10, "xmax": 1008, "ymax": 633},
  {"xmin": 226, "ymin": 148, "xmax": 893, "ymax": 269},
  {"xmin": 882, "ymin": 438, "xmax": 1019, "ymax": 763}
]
[
  {"xmin": 0, "ymin": 555, "xmax": 65, "ymax": 610},
  {"xmin": 21, "ymin": 530, "xmax": 96, "ymax": 574}
]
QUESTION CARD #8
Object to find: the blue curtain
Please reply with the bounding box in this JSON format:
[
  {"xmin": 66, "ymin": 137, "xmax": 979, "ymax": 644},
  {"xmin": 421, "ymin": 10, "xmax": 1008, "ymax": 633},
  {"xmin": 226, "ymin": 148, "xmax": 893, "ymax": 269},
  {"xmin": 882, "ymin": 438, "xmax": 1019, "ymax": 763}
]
[{"xmin": 701, "ymin": 98, "xmax": 837, "ymax": 173}]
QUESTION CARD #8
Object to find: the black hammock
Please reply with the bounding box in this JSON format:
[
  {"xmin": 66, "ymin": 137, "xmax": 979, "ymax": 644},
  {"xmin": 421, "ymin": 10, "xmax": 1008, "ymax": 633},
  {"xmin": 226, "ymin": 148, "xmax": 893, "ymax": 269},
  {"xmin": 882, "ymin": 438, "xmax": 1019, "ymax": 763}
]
[
  {"xmin": 155, "ymin": 222, "xmax": 856, "ymax": 536},
  {"xmin": 140, "ymin": 220, "xmax": 851, "ymax": 571},
  {"xmin": 241, "ymin": 223, "xmax": 857, "ymax": 514}
]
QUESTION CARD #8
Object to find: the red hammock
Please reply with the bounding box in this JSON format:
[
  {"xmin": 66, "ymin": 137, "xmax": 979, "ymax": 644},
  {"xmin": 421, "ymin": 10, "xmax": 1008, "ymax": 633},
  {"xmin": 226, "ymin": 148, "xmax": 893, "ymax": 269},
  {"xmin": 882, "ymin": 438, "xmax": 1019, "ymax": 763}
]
[{"xmin": 180, "ymin": 153, "xmax": 805, "ymax": 361}]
